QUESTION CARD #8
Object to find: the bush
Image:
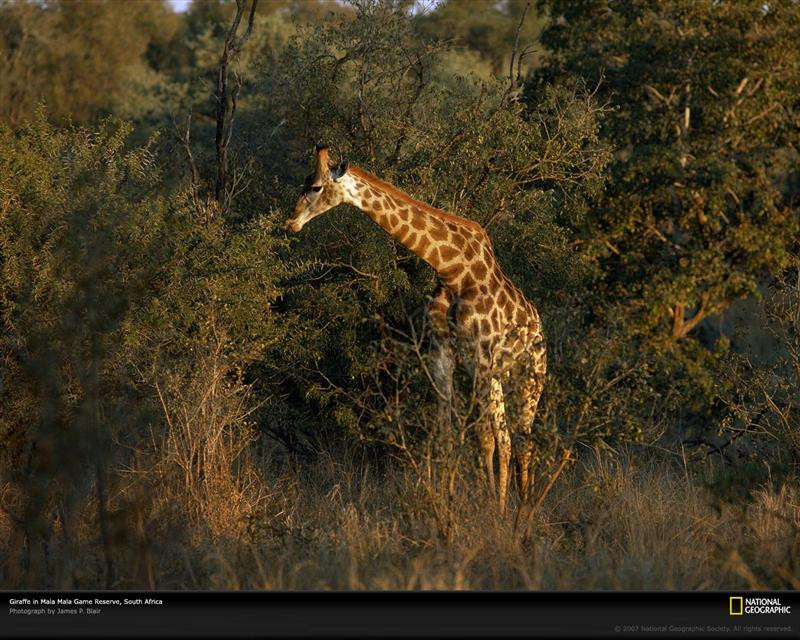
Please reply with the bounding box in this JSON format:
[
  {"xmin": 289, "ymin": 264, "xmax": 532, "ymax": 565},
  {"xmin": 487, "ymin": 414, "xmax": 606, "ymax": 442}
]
[{"xmin": 0, "ymin": 112, "xmax": 284, "ymax": 587}]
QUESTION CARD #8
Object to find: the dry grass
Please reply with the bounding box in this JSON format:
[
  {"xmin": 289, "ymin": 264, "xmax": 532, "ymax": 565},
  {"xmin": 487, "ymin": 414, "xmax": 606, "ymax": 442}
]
[{"xmin": 2, "ymin": 420, "xmax": 798, "ymax": 590}]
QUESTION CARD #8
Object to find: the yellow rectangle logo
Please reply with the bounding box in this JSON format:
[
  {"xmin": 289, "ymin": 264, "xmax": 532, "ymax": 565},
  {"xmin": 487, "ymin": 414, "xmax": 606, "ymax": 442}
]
[{"xmin": 730, "ymin": 596, "xmax": 743, "ymax": 616}]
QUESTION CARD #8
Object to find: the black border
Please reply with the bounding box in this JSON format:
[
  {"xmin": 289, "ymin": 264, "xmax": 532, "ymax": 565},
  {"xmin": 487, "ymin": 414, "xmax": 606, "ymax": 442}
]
[{"xmin": 2, "ymin": 590, "xmax": 798, "ymax": 638}]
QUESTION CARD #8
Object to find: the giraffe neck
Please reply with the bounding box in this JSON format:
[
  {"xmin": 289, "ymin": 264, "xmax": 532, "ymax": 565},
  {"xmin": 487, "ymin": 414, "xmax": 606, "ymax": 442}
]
[{"xmin": 343, "ymin": 166, "xmax": 496, "ymax": 294}]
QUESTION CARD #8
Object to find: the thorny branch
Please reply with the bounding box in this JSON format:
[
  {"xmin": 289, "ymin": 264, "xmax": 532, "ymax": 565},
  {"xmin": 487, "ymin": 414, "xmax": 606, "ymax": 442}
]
[
  {"xmin": 214, "ymin": 0, "xmax": 259, "ymax": 211},
  {"xmin": 506, "ymin": 1, "xmax": 531, "ymax": 101},
  {"xmin": 175, "ymin": 111, "xmax": 201, "ymax": 209}
]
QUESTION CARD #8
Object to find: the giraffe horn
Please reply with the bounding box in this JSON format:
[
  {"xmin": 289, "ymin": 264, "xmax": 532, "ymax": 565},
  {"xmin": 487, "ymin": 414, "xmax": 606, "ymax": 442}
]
[{"xmin": 314, "ymin": 145, "xmax": 330, "ymax": 183}]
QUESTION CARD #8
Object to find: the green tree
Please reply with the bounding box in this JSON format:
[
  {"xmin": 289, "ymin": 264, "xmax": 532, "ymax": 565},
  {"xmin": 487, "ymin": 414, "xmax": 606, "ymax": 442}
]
[
  {"xmin": 417, "ymin": 0, "xmax": 546, "ymax": 76},
  {"xmin": 0, "ymin": 112, "xmax": 285, "ymax": 586},
  {"xmin": 720, "ymin": 257, "xmax": 800, "ymax": 469},
  {"xmin": 0, "ymin": 0, "xmax": 184, "ymax": 126},
  {"xmin": 534, "ymin": 0, "xmax": 800, "ymax": 435}
]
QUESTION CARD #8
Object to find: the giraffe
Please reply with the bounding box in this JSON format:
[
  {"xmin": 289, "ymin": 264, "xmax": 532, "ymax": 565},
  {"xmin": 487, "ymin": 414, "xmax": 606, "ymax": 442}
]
[{"xmin": 284, "ymin": 145, "xmax": 546, "ymax": 513}]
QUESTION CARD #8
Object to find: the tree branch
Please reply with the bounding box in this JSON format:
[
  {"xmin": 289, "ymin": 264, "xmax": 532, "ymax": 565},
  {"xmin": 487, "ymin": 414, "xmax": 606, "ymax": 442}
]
[
  {"xmin": 175, "ymin": 111, "xmax": 201, "ymax": 209},
  {"xmin": 507, "ymin": 1, "xmax": 530, "ymax": 98},
  {"xmin": 671, "ymin": 291, "xmax": 731, "ymax": 340},
  {"xmin": 214, "ymin": 0, "xmax": 259, "ymax": 209}
]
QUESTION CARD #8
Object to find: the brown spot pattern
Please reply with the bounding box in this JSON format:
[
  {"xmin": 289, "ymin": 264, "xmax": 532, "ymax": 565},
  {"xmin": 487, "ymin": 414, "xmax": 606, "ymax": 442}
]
[
  {"xmin": 440, "ymin": 245, "xmax": 459, "ymax": 262},
  {"xmin": 430, "ymin": 220, "xmax": 449, "ymax": 241},
  {"xmin": 440, "ymin": 263, "xmax": 463, "ymax": 280},
  {"xmin": 472, "ymin": 261, "xmax": 488, "ymax": 280}
]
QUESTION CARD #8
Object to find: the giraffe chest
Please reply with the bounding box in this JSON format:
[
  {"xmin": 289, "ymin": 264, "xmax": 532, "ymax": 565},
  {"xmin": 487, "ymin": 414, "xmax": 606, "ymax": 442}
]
[{"xmin": 452, "ymin": 293, "xmax": 544, "ymax": 374}]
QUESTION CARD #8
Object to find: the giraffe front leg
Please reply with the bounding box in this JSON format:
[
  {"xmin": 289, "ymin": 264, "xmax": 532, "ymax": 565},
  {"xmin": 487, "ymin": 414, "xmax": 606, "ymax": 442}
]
[
  {"xmin": 473, "ymin": 366, "xmax": 498, "ymax": 506},
  {"xmin": 431, "ymin": 334, "xmax": 456, "ymax": 494},
  {"xmin": 490, "ymin": 376, "xmax": 511, "ymax": 515},
  {"xmin": 428, "ymin": 285, "xmax": 457, "ymax": 495},
  {"xmin": 431, "ymin": 335, "xmax": 454, "ymax": 437},
  {"xmin": 428, "ymin": 286, "xmax": 454, "ymax": 445}
]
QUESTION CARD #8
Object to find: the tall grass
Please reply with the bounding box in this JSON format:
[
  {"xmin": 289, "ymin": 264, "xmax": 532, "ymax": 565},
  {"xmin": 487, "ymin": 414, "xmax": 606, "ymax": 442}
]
[{"xmin": 3, "ymin": 420, "xmax": 796, "ymax": 589}]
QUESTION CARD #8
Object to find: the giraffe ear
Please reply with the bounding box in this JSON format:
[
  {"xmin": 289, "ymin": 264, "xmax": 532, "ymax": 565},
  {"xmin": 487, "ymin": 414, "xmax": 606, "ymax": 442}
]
[
  {"xmin": 330, "ymin": 162, "xmax": 348, "ymax": 182},
  {"xmin": 314, "ymin": 145, "xmax": 330, "ymax": 183}
]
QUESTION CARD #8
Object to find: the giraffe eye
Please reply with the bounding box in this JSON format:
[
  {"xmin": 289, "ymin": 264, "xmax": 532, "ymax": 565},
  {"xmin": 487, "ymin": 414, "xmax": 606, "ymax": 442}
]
[{"xmin": 311, "ymin": 185, "xmax": 322, "ymax": 193}]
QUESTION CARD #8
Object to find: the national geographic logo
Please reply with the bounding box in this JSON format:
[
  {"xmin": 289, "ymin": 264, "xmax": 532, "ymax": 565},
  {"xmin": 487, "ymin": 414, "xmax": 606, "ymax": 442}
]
[{"xmin": 730, "ymin": 596, "xmax": 792, "ymax": 616}]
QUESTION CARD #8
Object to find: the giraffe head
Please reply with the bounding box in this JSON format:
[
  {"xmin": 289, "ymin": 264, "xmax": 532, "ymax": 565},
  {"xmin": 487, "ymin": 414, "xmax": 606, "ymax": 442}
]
[{"xmin": 284, "ymin": 145, "xmax": 349, "ymax": 232}]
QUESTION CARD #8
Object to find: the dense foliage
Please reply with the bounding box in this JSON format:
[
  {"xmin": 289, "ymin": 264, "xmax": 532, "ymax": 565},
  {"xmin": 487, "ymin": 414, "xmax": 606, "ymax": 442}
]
[
  {"xmin": 534, "ymin": 0, "xmax": 800, "ymax": 443},
  {"xmin": 0, "ymin": 0, "xmax": 797, "ymax": 589}
]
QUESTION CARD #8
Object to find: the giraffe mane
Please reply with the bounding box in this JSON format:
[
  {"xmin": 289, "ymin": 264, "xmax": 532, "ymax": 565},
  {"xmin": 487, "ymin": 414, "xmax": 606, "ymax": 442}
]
[{"xmin": 349, "ymin": 166, "xmax": 484, "ymax": 233}]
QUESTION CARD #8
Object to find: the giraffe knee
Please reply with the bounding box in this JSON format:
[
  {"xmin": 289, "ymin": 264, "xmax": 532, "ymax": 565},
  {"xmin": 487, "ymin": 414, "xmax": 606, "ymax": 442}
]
[
  {"xmin": 489, "ymin": 378, "xmax": 507, "ymax": 421},
  {"xmin": 427, "ymin": 286, "xmax": 453, "ymax": 336},
  {"xmin": 431, "ymin": 352, "xmax": 454, "ymax": 394},
  {"xmin": 512, "ymin": 432, "xmax": 533, "ymax": 454},
  {"xmin": 496, "ymin": 428, "xmax": 511, "ymax": 461},
  {"xmin": 479, "ymin": 426, "xmax": 494, "ymax": 452}
]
